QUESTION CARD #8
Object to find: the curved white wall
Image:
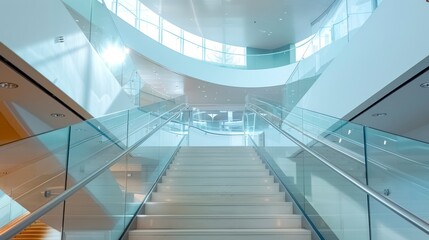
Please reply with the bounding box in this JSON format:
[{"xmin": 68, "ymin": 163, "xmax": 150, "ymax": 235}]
[
  {"xmin": 0, "ymin": 0, "xmax": 134, "ymax": 118},
  {"xmin": 113, "ymin": 16, "xmax": 297, "ymax": 88}
]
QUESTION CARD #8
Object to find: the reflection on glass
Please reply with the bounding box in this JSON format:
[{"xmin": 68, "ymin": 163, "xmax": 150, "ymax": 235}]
[{"xmin": 0, "ymin": 127, "xmax": 69, "ymax": 229}]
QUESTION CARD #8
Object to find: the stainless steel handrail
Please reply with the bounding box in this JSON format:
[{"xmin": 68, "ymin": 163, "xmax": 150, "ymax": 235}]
[
  {"xmin": 0, "ymin": 104, "xmax": 187, "ymax": 239},
  {"xmin": 248, "ymin": 103, "xmax": 364, "ymax": 163},
  {"xmin": 247, "ymin": 107, "xmax": 429, "ymax": 235},
  {"xmin": 250, "ymin": 97, "xmax": 429, "ymax": 170}
]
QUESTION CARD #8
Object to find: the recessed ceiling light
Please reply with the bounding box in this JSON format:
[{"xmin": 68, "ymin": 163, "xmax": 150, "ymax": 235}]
[
  {"xmin": 372, "ymin": 113, "xmax": 387, "ymax": 117},
  {"xmin": 50, "ymin": 113, "xmax": 66, "ymax": 118},
  {"xmin": 0, "ymin": 82, "xmax": 18, "ymax": 89},
  {"xmin": 420, "ymin": 82, "xmax": 429, "ymax": 88}
]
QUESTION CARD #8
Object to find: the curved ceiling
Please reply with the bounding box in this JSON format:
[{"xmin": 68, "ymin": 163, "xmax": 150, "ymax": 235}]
[{"xmin": 139, "ymin": 0, "xmax": 335, "ymax": 49}]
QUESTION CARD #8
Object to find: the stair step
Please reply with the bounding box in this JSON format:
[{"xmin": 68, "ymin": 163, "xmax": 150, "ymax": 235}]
[
  {"xmin": 144, "ymin": 202, "xmax": 293, "ymax": 215},
  {"xmin": 161, "ymin": 177, "xmax": 275, "ymax": 185},
  {"xmin": 166, "ymin": 170, "xmax": 270, "ymax": 177},
  {"xmin": 173, "ymin": 156, "xmax": 260, "ymax": 161},
  {"xmin": 137, "ymin": 214, "xmax": 302, "ymax": 229},
  {"xmin": 172, "ymin": 160, "xmax": 261, "ymax": 165},
  {"xmin": 151, "ymin": 193, "xmax": 285, "ymax": 203},
  {"xmin": 135, "ymin": 146, "xmax": 309, "ymax": 240},
  {"xmin": 129, "ymin": 229, "xmax": 311, "ymax": 240},
  {"xmin": 168, "ymin": 165, "xmax": 265, "ymax": 171},
  {"xmin": 156, "ymin": 184, "xmax": 280, "ymax": 193},
  {"xmin": 171, "ymin": 160, "xmax": 262, "ymax": 166}
]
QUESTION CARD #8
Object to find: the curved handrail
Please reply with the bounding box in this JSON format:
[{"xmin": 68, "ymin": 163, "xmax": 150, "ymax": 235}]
[
  {"xmin": 247, "ymin": 107, "xmax": 429, "ymax": 235},
  {"xmin": 0, "ymin": 104, "xmax": 187, "ymax": 239}
]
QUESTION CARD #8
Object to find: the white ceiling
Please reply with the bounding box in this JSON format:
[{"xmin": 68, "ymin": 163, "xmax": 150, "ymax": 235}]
[
  {"xmin": 353, "ymin": 67, "xmax": 429, "ymax": 143},
  {"xmin": 139, "ymin": 0, "xmax": 335, "ymax": 49}
]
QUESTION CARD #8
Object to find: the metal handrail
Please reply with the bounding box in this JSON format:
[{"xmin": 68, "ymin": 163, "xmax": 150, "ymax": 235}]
[
  {"xmin": 0, "ymin": 104, "xmax": 187, "ymax": 239},
  {"xmin": 250, "ymin": 97, "xmax": 429, "ymax": 170},
  {"xmin": 248, "ymin": 103, "xmax": 364, "ymax": 164},
  {"xmin": 247, "ymin": 107, "xmax": 429, "ymax": 235}
]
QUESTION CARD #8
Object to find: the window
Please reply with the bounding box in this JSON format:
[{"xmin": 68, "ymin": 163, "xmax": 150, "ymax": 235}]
[
  {"xmin": 224, "ymin": 45, "xmax": 246, "ymax": 66},
  {"xmin": 162, "ymin": 20, "xmax": 182, "ymax": 52},
  {"xmin": 116, "ymin": 0, "xmax": 137, "ymax": 26},
  {"xmin": 205, "ymin": 39, "xmax": 223, "ymax": 63},
  {"xmin": 139, "ymin": 3, "xmax": 160, "ymax": 41},
  {"xmin": 183, "ymin": 31, "xmax": 202, "ymax": 60}
]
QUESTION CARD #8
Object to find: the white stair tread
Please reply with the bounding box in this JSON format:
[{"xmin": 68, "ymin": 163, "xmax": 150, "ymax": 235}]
[
  {"xmin": 129, "ymin": 229, "xmax": 311, "ymax": 239},
  {"xmin": 137, "ymin": 214, "xmax": 303, "ymax": 229},
  {"xmin": 151, "ymin": 193, "xmax": 285, "ymax": 203},
  {"xmin": 145, "ymin": 202, "xmax": 293, "ymax": 215},
  {"xmin": 161, "ymin": 177, "xmax": 275, "ymax": 185},
  {"xmin": 156, "ymin": 184, "xmax": 279, "ymax": 193},
  {"xmin": 166, "ymin": 171, "xmax": 270, "ymax": 177},
  {"xmin": 130, "ymin": 229, "xmax": 310, "ymax": 234},
  {"xmin": 168, "ymin": 165, "xmax": 265, "ymax": 170},
  {"xmin": 146, "ymin": 202, "xmax": 291, "ymax": 206}
]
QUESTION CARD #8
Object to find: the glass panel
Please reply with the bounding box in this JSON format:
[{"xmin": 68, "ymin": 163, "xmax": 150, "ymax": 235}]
[
  {"xmin": 366, "ymin": 128, "xmax": 429, "ymax": 228},
  {"xmin": 246, "ymin": 111, "xmax": 370, "ymax": 240},
  {"xmin": 123, "ymin": 122, "xmax": 184, "ymax": 226},
  {"xmin": 205, "ymin": 39, "xmax": 223, "ymax": 63},
  {"xmin": 162, "ymin": 20, "xmax": 182, "ymax": 52},
  {"xmin": 116, "ymin": 0, "xmax": 137, "ymax": 27},
  {"xmin": 0, "ymin": 127, "xmax": 69, "ymax": 229},
  {"xmin": 347, "ymin": 0, "xmax": 374, "ymax": 36},
  {"xmin": 67, "ymin": 111, "xmax": 129, "ymax": 185},
  {"xmin": 183, "ymin": 31, "xmax": 202, "ymax": 59},
  {"xmin": 13, "ymin": 204, "xmax": 64, "ymax": 240},
  {"xmin": 369, "ymin": 199, "xmax": 428, "ymax": 240},
  {"xmin": 224, "ymin": 45, "xmax": 246, "ymax": 66},
  {"xmin": 63, "ymin": 156, "xmax": 127, "ymax": 239},
  {"xmin": 139, "ymin": 3, "xmax": 160, "ymax": 41}
]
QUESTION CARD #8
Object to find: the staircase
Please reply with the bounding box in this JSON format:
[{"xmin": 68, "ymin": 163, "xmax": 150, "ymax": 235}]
[
  {"xmin": 12, "ymin": 220, "xmax": 61, "ymax": 240},
  {"xmin": 129, "ymin": 147, "xmax": 311, "ymax": 240}
]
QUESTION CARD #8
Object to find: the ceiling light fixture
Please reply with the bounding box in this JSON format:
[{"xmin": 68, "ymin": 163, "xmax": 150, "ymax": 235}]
[
  {"xmin": 0, "ymin": 82, "xmax": 18, "ymax": 89},
  {"xmin": 420, "ymin": 82, "xmax": 429, "ymax": 88},
  {"xmin": 372, "ymin": 113, "xmax": 387, "ymax": 117},
  {"xmin": 50, "ymin": 113, "xmax": 66, "ymax": 118}
]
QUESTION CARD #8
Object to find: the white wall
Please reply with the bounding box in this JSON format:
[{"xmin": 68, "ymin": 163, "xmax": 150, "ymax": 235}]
[
  {"xmin": 113, "ymin": 16, "xmax": 297, "ymax": 88},
  {"xmin": 298, "ymin": 0, "xmax": 429, "ymax": 119},
  {"xmin": 0, "ymin": 0, "xmax": 134, "ymax": 118}
]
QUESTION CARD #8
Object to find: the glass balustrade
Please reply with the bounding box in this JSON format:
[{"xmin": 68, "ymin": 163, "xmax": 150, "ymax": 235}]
[
  {"xmin": 245, "ymin": 96, "xmax": 429, "ymax": 240},
  {"xmin": 0, "ymin": 96, "xmax": 186, "ymax": 239}
]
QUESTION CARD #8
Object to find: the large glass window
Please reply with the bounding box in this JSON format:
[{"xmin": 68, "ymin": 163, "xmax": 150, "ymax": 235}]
[
  {"xmin": 162, "ymin": 20, "xmax": 182, "ymax": 52},
  {"xmin": 205, "ymin": 39, "xmax": 223, "ymax": 63},
  {"xmin": 225, "ymin": 45, "xmax": 246, "ymax": 66},
  {"xmin": 183, "ymin": 31, "xmax": 202, "ymax": 60},
  {"xmin": 116, "ymin": 0, "xmax": 137, "ymax": 26},
  {"xmin": 139, "ymin": 3, "xmax": 160, "ymax": 41}
]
